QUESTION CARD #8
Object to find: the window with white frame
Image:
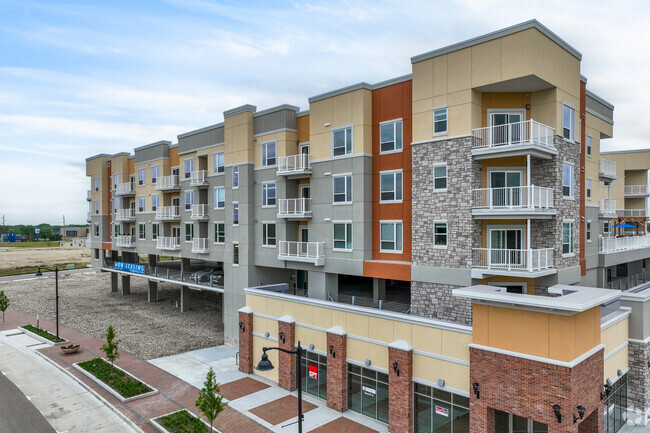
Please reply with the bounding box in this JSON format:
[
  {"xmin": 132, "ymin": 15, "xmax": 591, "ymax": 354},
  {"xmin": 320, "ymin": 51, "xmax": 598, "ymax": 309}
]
[
  {"xmin": 333, "ymin": 222, "xmax": 352, "ymax": 250},
  {"xmin": 332, "ymin": 126, "xmax": 352, "ymax": 156},
  {"xmin": 152, "ymin": 223, "xmax": 159, "ymax": 240},
  {"xmin": 261, "ymin": 142, "xmax": 276, "ymax": 166},
  {"xmin": 233, "ymin": 243, "xmax": 239, "ymax": 265},
  {"xmin": 233, "ymin": 166, "xmax": 239, "ymax": 188},
  {"xmin": 94, "ymin": 178, "xmax": 99, "ymax": 192},
  {"xmin": 380, "ymin": 171, "xmax": 402, "ymax": 202},
  {"xmin": 214, "ymin": 187, "xmax": 225, "ymax": 209},
  {"xmin": 433, "ymin": 221, "xmax": 448, "ymax": 248},
  {"xmin": 213, "ymin": 152, "xmax": 225, "ymax": 174},
  {"xmin": 562, "ymin": 104, "xmax": 575, "ymax": 141},
  {"xmin": 138, "ymin": 196, "xmax": 145, "ymax": 212},
  {"xmin": 151, "ymin": 194, "xmax": 159, "ymax": 211},
  {"xmin": 114, "ymin": 223, "xmax": 120, "ymax": 236},
  {"xmin": 333, "ymin": 175, "xmax": 352, "ymax": 203},
  {"xmin": 184, "ymin": 158, "xmax": 194, "ymax": 178},
  {"xmin": 587, "ymin": 136, "xmax": 592, "ymax": 157},
  {"xmin": 433, "ymin": 163, "xmax": 447, "ymax": 191},
  {"xmin": 185, "ymin": 223, "xmax": 193, "ymax": 242},
  {"xmin": 214, "ymin": 223, "xmax": 225, "ymax": 243},
  {"xmin": 603, "ymin": 221, "xmax": 611, "ymax": 235},
  {"xmin": 151, "ymin": 166, "xmax": 159, "ymax": 184},
  {"xmin": 113, "ymin": 198, "xmax": 120, "ymax": 213},
  {"xmin": 94, "ymin": 224, "xmax": 99, "ymax": 237},
  {"xmin": 586, "ymin": 221, "xmax": 591, "ymax": 242},
  {"xmin": 380, "ymin": 120, "xmax": 402, "ymax": 153},
  {"xmin": 380, "ymin": 221, "xmax": 403, "ymax": 253},
  {"xmin": 94, "ymin": 201, "xmax": 99, "ymax": 214},
  {"xmin": 262, "ymin": 183, "xmax": 276, "ymax": 206},
  {"xmin": 138, "ymin": 168, "xmax": 145, "ymax": 186},
  {"xmin": 562, "ymin": 221, "xmax": 574, "ymax": 255},
  {"xmin": 138, "ymin": 223, "xmax": 146, "ymax": 240},
  {"xmin": 262, "ymin": 223, "xmax": 276, "ymax": 246},
  {"xmin": 562, "ymin": 163, "xmax": 574, "ymax": 198},
  {"xmin": 233, "ymin": 203, "xmax": 239, "ymax": 225},
  {"xmin": 113, "ymin": 174, "xmax": 120, "ymax": 189},
  {"xmin": 433, "ymin": 106, "xmax": 448, "ymax": 136},
  {"xmin": 586, "ymin": 179, "xmax": 591, "ymax": 200},
  {"xmin": 184, "ymin": 190, "xmax": 193, "ymax": 210}
]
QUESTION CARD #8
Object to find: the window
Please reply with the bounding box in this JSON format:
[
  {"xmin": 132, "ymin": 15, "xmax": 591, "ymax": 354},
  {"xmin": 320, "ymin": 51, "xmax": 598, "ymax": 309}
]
[
  {"xmin": 151, "ymin": 194, "xmax": 159, "ymax": 212},
  {"xmin": 214, "ymin": 223, "xmax": 225, "ymax": 243},
  {"xmin": 151, "ymin": 166, "xmax": 159, "ymax": 184},
  {"xmin": 433, "ymin": 163, "xmax": 447, "ymax": 191},
  {"xmin": 348, "ymin": 364, "xmax": 388, "ymax": 424},
  {"xmin": 93, "ymin": 178, "xmax": 99, "ymax": 192},
  {"xmin": 114, "ymin": 224, "xmax": 120, "ymax": 236},
  {"xmin": 333, "ymin": 175, "xmax": 352, "ymax": 203},
  {"xmin": 587, "ymin": 135, "xmax": 592, "ymax": 157},
  {"xmin": 233, "ymin": 203, "xmax": 239, "ymax": 225},
  {"xmin": 213, "ymin": 152, "xmax": 225, "ymax": 174},
  {"xmin": 562, "ymin": 104, "xmax": 575, "ymax": 140},
  {"xmin": 380, "ymin": 120, "xmax": 402, "ymax": 153},
  {"xmin": 586, "ymin": 179, "xmax": 591, "ymax": 200},
  {"xmin": 261, "ymin": 142, "xmax": 276, "ymax": 166},
  {"xmin": 562, "ymin": 221, "xmax": 574, "ymax": 255},
  {"xmin": 603, "ymin": 221, "xmax": 611, "ymax": 235},
  {"xmin": 233, "ymin": 165, "xmax": 239, "ymax": 188},
  {"xmin": 433, "ymin": 106, "xmax": 448, "ymax": 136},
  {"xmin": 586, "ymin": 221, "xmax": 591, "ymax": 242},
  {"xmin": 184, "ymin": 190, "xmax": 193, "ymax": 210},
  {"xmin": 333, "ymin": 223, "xmax": 352, "ymax": 250},
  {"xmin": 214, "ymin": 187, "xmax": 225, "ymax": 209},
  {"xmin": 332, "ymin": 127, "xmax": 352, "ymax": 156},
  {"xmin": 113, "ymin": 198, "xmax": 120, "ymax": 213},
  {"xmin": 262, "ymin": 223, "xmax": 276, "ymax": 246},
  {"xmin": 414, "ymin": 383, "xmax": 469, "ymax": 433},
  {"xmin": 138, "ymin": 168, "xmax": 145, "ymax": 186},
  {"xmin": 94, "ymin": 224, "xmax": 99, "ymax": 237},
  {"xmin": 380, "ymin": 221, "xmax": 403, "ymax": 253},
  {"xmin": 301, "ymin": 350, "xmax": 327, "ymax": 401},
  {"xmin": 152, "ymin": 223, "xmax": 159, "ymax": 240},
  {"xmin": 380, "ymin": 171, "xmax": 402, "ymax": 202},
  {"xmin": 138, "ymin": 223, "xmax": 146, "ymax": 240},
  {"xmin": 434, "ymin": 222, "xmax": 448, "ymax": 248},
  {"xmin": 138, "ymin": 196, "xmax": 145, "ymax": 213},
  {"xmin": 113, "ymin": 174, "xmax": 120, "ymax": 189},
  {"xmin": 562, "ymin": 164, "xmax": 574, "ymax": 198},
  {"xmin": 184, "ymin": 159, "xmax": 194, "ymax": 179},
  {"xmin": 94, "ymin": 249, "xmax": 100, "ymax": 260},
  {"xmin": 185, "ymin": 223, "xmax": 194, "ymax": 242},
  {"xmin": 94, "ymin": 201, "xmax": 99, "ymax": 214},
  {"xmin": 233, "ymin": 243, "xmax": 239, "ymax": 265},
  {"xmin": 262, "ymin": 183, "xmax": 276, "ymax": 206},
  {"xmin": 603, "ymin": 373, "xmax": 628, "ymax": 433}
]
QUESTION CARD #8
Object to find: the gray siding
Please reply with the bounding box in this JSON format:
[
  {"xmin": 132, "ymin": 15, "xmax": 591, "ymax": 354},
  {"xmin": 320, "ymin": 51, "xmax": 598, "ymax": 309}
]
[{"xmin": 254, "ymin": 107, "xmax": 298, "ymax": 136}]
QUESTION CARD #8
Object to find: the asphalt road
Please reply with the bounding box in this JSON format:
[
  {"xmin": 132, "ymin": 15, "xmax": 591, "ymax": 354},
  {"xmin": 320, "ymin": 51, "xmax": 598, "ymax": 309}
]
[{"xmin": 0, "ymin": 371, "xmax": 56, "ymax": 433}]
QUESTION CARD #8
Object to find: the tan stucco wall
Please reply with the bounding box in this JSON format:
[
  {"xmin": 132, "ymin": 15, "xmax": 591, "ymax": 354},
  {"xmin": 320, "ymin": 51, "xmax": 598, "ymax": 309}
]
[
  {"xmin": 601, "ymin": 317, "xmax": 629, "ymax": 381},
  {"xmin": 86, "ymin": 156, "xmax": 110, "ymax": 214},
  {"xmin": 224, "ymin": 111, "xmax": 254, "ymax": 165}
]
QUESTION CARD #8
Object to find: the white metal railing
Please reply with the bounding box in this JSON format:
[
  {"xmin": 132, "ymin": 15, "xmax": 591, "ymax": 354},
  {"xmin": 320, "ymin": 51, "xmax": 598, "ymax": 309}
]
[
  {"xmin": 277, "ymin": 154, "xmax": 311, "ymax": 175},
  {"xmin": 115, "ymin": 182, "xmax": 134, "ymax": 195},
  {"xmin": 85, "ymin": 234, "xmax": 91, "ymax": 248},
  {"xmin": 190, "ymin": 170, "xmax": 208, "ymax": 186},
  {"xmin": 619, "ymin": 209, "xmax": 647, "ymax": 217},
  {"xmin": 472, "ymin": 186, "xmax": 554, "ymax": 210},
  {"xmin": 472, "ymin": 120, "xmax": 555, "ymax": 150},
  {"xmin": 600, "ymin": 235, "xmax": 650, "ymax": 254},
  {"xmin": 115, "ymin": 235, "xmax": 135, "ymax": 247},
  {"xmin": 156, "ymin": 206, "xmax": 181, "ymax": 220},
  {"xmin": 600, "ymin": 159, "xmax": 617, "ymax": 177},
  {"xmin": 87, "ymin": 212, "xmax": 92, "ymax": 222},
  {"xmin": 625, "ymin": 185, "xmax": 648, "ymax": 195},
  {"xmin": 278, "ymin": 241, "xmax": 324, "ymax": 261},
  {"xmin": 278, "ymin": 198, "xmax": 312, "ymax": 217},
  {"xmin": 115, "ymin": 208, "xmax": 135, "ymax": 221},
  {"xmin": 600, "ymin": 199, "xmax": 616, "ymax": 214},
  {"xmin": 192, "ymin": 238, "xmax": 210, "ymax": 253},
  {"xmin": 156, "ymin": 175, "xmax": 180, "ymax": 190},
  {"xmin": 86, "ymin": 190, "xmax": 91, "ymax": 201},
  {"xmin": 157, "ymin": 237, "xmax": 181, "ymax": 250},
  {"xmin": 191, "ymin": 204, "xmax": 209, "ymax": 219},
  {"xmin": 472, "ymin": 248, "xmax": 554, "ymax": 272}
]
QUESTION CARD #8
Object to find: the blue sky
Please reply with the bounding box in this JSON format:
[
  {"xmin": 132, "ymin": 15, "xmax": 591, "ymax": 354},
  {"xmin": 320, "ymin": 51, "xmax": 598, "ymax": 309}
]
[{"xmin": 0, "ymin": 0, "xmax": 648, "ymax": 225}]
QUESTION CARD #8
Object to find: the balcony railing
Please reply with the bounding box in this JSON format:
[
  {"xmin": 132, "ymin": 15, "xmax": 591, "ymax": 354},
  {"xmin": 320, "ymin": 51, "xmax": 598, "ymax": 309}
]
[
  {"xmin": 190, "ymin": 170, "xmax": 208, "ymax": 187},
  {"xmin": 278, "ymin": 241, "xmax": 325, "ymax": 266},
  {"xmin": 114, "ymin": 182, "xmax": 135, "ymax": 196},
  {"xmin": 600, "ymin": 235, "xmax": 650, "ymax": 254},
  {"xmin": 115, "ymin": 208, "xmax": 136, "ymax": 221},
  {"xmin": 618, "ymin": 209, "xmax": 647, "ymax": 217},
  {"xmin": 625, "ymin": 185, "xmax": 649, "ymax": 196},
  {"xmin": 115, "ymin": 235, "xmax": 135, "ymax": 248},
  {"xmin": 600, "ymin": 199, "xmax": 616, "ymax": 215},
  {"xmin": 277, "ymin": 154, "xmax": 311, "ymax": 176},
  {"xmin": 599, "ymin": 159, "xmax": 617, "ymax": 179},
  {"xmin": 191, "ymin": 204, "xmax": 209, "ymax": 220},
  {"xmin": 472, "ymin": 186, "xmax": 554, "ymax": 210},
  {"xmin": 472, "ymin": 248, "xmax": 554, "ymax": 272},
  {"xmin": 278, "ymin": 198, "xmax": 312, "ymax": 218},
  {"xmin": 155, "ymin": 206, "xmax": 181, "ymax": 220},
  {"xmin": 192, "ymin": 238, "xmax": 210, "ymax": 253},
  {"xmin": 86, "ymin": 190, "xmax": 91, "ymax": 201},
  {"xmin": 157, "ymin": 237, "xmax": 181, "ymax": 250},
  {"xmin": 85, "ymin": 234, "xmax": 92, "ymax": 248},
  {"xmin": 472, "ymin": 120, "xmax": 555, "ymax": 152},
  {"xmin": 87, "ymin": 212, "xmax": 92, "ymax": 222},
  {"xmin": 156, "ymin": 175, "xmax": 181, "ymax": 190}
]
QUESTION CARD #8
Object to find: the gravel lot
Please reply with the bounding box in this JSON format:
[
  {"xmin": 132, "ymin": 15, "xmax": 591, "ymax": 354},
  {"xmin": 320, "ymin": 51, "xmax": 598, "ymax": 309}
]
[
  {"xmin": 0, "ymin": 271, "xmax": 224, "ymax": 359},
  {"xmin": 0, "ymin": 246, "xmax": 91, "ymax": 271}
]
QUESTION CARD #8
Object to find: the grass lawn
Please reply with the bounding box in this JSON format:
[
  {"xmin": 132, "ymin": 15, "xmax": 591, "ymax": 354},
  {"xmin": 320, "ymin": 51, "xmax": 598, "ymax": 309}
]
[
  {"xmin": 1, "ymin": 241, "xmax": 60, "ymax": 248},
  {"xmin": 21, "ymin": 324, "xmax": 65, "ymax": 342},
  {"xmin": 156, "ymin": 410, "xmax": 211, "ymax": 433},
  {"xmin": 77, "ymin": 358, "xmax": 152, "ymax": 398}
]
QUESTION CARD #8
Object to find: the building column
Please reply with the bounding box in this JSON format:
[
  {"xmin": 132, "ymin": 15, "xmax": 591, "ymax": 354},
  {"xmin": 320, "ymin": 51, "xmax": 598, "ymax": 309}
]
[
  {"xmin": 373, "ymin": 278, "xmax": 386, "ymax": 301},
  {"xmin": 180, "ymin": 286, "xmax": 190, "ymax": 312},
  {"xmin": 148, "ymin": 280, "xmax": 158, "ymax": 302},
  {"xmin": 578, "ymin": 407, "xmax": 602, "ymax": 433},
  {"xmin": 238, "ymin": 307, "xmax": 254, "ymax": 374},
  {"xmin": 469, "ymin": 405, "xmax": 495, "ymax": 433},
  {"xmin": 326, "ymin": 326, "xmax": 347, "ymax": 412},
  {"xmin": 181, "ymin": 257, "xmax": 191, "ymax": 280},
  {"xmin": 110, "ymin": 272, "xmax": 118, "ymax": 293},
  {"xmin": 388, "ymin": 340, "xmax": 414, "ymax": 433},
  {"xmin": 121, "ymin": 274, "xmax": 130, "ymax": 295},
  {"xmin": 277, "ymin": 315, "xmax": 296, "ymax": 391},
  {"xmin": 148, "ymin": 254, "xmax": 157, "ymax": 272}
]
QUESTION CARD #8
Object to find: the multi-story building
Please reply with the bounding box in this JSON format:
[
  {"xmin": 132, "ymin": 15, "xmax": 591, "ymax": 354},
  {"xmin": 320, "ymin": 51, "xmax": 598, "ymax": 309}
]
[{"xmin": 87, "ymin": 20, "xmax": 650, "ymax": 432}]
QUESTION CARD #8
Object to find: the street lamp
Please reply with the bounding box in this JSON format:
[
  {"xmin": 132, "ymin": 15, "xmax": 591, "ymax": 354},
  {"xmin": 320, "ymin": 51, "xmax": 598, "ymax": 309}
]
[
  {"xmin": 35, "ymin": 267, "xmax": 59, "ymax": 339},
  {"xmin": 255, "ymin": 340, "xmax": 304, "ymax": 433}
]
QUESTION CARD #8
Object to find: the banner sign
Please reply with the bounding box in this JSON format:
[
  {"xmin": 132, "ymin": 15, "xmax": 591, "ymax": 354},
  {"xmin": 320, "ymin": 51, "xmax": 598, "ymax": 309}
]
[
  {"xmin": 435, "ymin": 406, "xmax": 449, "ymax": 417},
  {"xmin": 308, "ymin": 364, "xmax": 318, "ymax": 379},
  {"xmin": 115, "ymin": 261, "xmax": 145, "ymax": 275}
]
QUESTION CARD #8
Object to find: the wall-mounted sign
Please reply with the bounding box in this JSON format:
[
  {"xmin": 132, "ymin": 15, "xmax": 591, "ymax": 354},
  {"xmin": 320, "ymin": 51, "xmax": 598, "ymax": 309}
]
[
  {"xmin": 435, "ymin": 406, "xmax": 449, "ymax": 417},
  {"xmin": 308, "ymin": 364, "xmax": 318, "ymax": 379},
  {"xmin": 115, "ymin": 261, "xmax": 145, "ymax": 275},
  {"xmin": 363, "ymin": 386, "xmax": 376, "ymax": 397}
]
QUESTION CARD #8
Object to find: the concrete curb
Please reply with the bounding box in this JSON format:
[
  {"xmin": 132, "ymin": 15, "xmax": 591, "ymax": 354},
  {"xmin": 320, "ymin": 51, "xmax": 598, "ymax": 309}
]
[
  {"xmin": 73, "ymin": 359, "xmax": 159, "ymax": 403},
  {"xmin": 150, "ymin": 409, "xmax": 223, "ymax": 433}
]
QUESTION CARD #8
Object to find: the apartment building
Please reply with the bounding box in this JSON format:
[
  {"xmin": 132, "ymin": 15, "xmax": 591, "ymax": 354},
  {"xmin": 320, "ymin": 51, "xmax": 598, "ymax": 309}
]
[{"xmin": 86, "ymin": 20, "xmax": 650, "ymax": 432}]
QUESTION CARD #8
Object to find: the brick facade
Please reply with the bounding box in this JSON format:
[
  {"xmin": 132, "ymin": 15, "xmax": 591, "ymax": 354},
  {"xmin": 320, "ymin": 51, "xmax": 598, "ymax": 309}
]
[
  {"xmin": 326, "ymin": 328, "xmax": 348, "ymax": 412},
  {"xmin": 238, "ymin": 308, "xmax": 254, "ymax": 374},
  {"xmin": 388, "ymin": 342, "xmax": 414, "ymax": 433},
  {"xmin": 277, "ymin": 317, "xmax": 296, "ymax": 391}
]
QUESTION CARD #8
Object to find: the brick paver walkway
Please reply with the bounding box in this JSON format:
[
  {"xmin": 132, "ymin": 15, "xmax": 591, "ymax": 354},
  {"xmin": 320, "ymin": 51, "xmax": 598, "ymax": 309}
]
[
  {"xmin": 249, "ymin": 394, "xmax": 318, "ymax": 426},
  {"xmin": 310, "ymin": 417, "xmax": 380, "ymax": 433},
  {"xmin": 219, "ymin": 377, "xmax": 270, "ymax": 401}
]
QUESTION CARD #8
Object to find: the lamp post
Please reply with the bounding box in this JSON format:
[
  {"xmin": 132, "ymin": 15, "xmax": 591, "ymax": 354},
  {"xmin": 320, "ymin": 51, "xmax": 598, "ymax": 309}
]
[
  {"xmin": 35, "ymin": 267, "xmax": 59, "ymax": 339},
  {"xmin": 255, "ymin": 340, "xmax": 304, "ymax": 433}
]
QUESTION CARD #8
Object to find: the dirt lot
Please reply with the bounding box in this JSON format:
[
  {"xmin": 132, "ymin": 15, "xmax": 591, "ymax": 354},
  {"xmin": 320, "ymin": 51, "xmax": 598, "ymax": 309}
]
[
  {"xmin": 0, "ymin": 271, "xmax": 224, "ymax": 359},
  {"xmin": 0, "ymin": 246, "xmax": 91, "ymax": 271}
]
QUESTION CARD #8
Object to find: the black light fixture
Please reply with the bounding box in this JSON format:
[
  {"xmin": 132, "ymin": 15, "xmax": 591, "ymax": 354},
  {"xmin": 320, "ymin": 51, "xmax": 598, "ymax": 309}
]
[
  {"xmin": 239, "ymin": 321, "xmax": 245, "ymax": 333},
  {"xmin": 256, "ymin": 341, "xmax": 305, "ymax": 433},
  {"xmin": 279, "ymin": 331, "xmax": 286, "ymax": 344},
  {"xmin": 392, "ymin": 361, "xmax": 400, "ymax": 377},
  {"xmin": 472, "ymin": 382, "xmax": 480, "ymax": 399},
  {"xmin": 328, "ymin": 344, "xmax": 336, "ymax": 358},
  {"xmin": 601, "ymin": 382, "xmax": 613, "ymax": 400},
  {"xmin": 35, "ymin": 267, "xmax": 60, "ymax": 339},
  {"xmin": 573, "ymin": 405, "xmax": 586, "ymax": 423},
  {"xmin": 552, "ymin": 404, "xmax": 562, "ymax": 423}
]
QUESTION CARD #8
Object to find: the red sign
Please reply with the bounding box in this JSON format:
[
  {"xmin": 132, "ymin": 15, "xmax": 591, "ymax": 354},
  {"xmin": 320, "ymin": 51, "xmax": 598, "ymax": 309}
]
[
  {"xmin": 435, "ymin": 406, "xmax": 449, "ymax": 417},
  {"xmin": 308, "ymin": 364, "xmax": 318, "ymax": 379}
]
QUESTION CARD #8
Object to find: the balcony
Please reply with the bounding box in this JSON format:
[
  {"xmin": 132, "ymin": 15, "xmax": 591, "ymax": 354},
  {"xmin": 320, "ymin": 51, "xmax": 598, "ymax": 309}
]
[
  {"xmin": 155, "ymin": 206, "xmax": 181, "ymax": 221},
  {"xmin": 618, "ymin": 209, "xmax": 647, "ymax": 217},
  {"xmin": 115, "ymin": 235, "xmax": 136, "ymax": 248},
  {"xmin": 191, "ymin": 238, "xmax": 210, "ymax": 254},
  {"xmin": 87, "ymin": 212, "xmax": 92, "ymax": 223},
  {"xmin": 85, "ymin": 234, "xmax": 92, "ymax": 248},
  {"xmin": 599, "ymin": 159, "xmax": 617, "ymax": 181},
  {"xmin": 278, "ymin": 198, "xmax": 312, "ymax": 219},
  {"xmin": 600, "ymin": 235, "xmax": 650, "ymax": 254},
  {"xmin": 277, "ymin": 154, "xmax": 311, "ymax": 177},
  {"xmin": 156, "ymin": 175, "xmax": 181, "ymax": 191},
  {"xmin": 471, "ymin": 120, "xmax": 557, "ymax": 160},
  {"xmin": 191, "ymin": 204, "xmax": 209, "ymax": 220},
  {"xmin": 600, "ymin": 199, "xmax": 616, "ymax": 216},
  {"xmin": 157, "ymin": 237, "xmax": 181, "ymax": 251},
  {"xmin": 86, "ymin": 190, "xmax": 91, "ymax": 201},
  {"xmin": 114, "ymin": 182, "xmax": 135, "ymax": 196},
  {"xmin": 278, "ymin": 241, "xmax": 324, "ymax": 266},
  {"xmin": 115, "ymin": 208, "xmax": 136, "ymax": 222},
  {"xmin": 472, "ymin": 186, "xmax": 555, "ymax": 219},
  {"xmin": 189, "ymin": 170, "xmax": 209, "ymax": 187},
  {"xmin": 625, "ymin": 185, "xmax": 649, "ymax": 197},
  {"xmin": 471, "ymin": 248, "xmax": 555, "ymax": 278}
]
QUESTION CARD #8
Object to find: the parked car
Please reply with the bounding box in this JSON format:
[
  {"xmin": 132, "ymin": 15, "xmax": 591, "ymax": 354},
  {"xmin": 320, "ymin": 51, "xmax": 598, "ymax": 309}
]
[{"xmin": 191, "ymin": 267, "xmax": 223, "ymax": 285}]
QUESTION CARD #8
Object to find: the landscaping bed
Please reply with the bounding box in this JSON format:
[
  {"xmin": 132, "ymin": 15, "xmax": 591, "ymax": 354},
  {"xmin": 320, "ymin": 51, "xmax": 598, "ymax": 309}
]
[
  {"xmin": 151, "ymin": 409, "xmax": 218, "ymax": 433},
  {"xmin": 74, "ymin": 358, "xmax": 158, "ymax": 402},
  {"xmin": 20, "ymin": 324, "xmax": 66, "ymax": 344}
]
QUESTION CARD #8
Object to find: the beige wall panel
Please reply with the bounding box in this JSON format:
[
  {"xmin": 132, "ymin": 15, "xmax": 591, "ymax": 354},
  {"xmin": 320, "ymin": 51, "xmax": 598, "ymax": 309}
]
[
  {"xmin": 447, "ymin": 48, "xmax": 471, "ymax": 93},
  {"xmin": 250, "ymin": 294, "xmax": 268, "ymax": 315},
  {"xmin": 440, "ymin": 330, "xmax": 471, "ymax": 361},
  {"xmin": 411, "ymin": 324, "xmax": 442, "ymax": 355},
  {"xmin": 413, "ymin": 99, "xmax": 433, "ymax": 116},
  {"xmin": 448, "ymin": 103, "xmax": 473, "ymax": 137},
  {"xmin": 626, "ymin": 171, "xmax": 647, "ymax": 185},
  {"xmin": 347, "ymin": 339, "xmax": 388, "ymax": 370},
  {"xmin": 433, "ymin": 56, "xmax": 448, "ymax": 97},
  {"xmin": 471, "ymin": 39, "xmax": 502, "ymax": 88},
  {"xmin": 367, "ymin": 317, "xmax": 395, "ymax": 343},
  {"xmin": 296, "ymin": 326, "xmax": 326, "ymax": 351},
  {"xmin": 487, "ymin": 306, "xmax": 551, "ymax": 359},
  {"xmin": 346, "ymin": 312, "xmax": 369, "ymax": 339},
  {"xmin": 357, "ymin": 124, "xmax": 372, "ymax": 154},
  {"xmin": 332, "ymin": 92, "xmax": 352, "ymax": 127},
  {"xmin": 253, "ymin": 337, "xmax": 278, "ymax": 382},
  {"xmin": 413, "ymin": 355, "xmax": 469, "ymax": 392},
  {"xmin": 292, "ymin": 303, "xmax": 314, "ymax": 326},
  {"xmin": 412, "ymin": 111, "xmax": 432, "ymax": 143},
  {"xmin": 412, "ymin": 60, "xmax": 434, "ymax": 101},
  {"xmin": 253, "ymin": 316, "xmax": 275, "ymax": 339},
  {"xmin": 310, "ymin": 306, "xmax": 333, "ymax": 330},
  {"xmin": 448, "ymin": 89, "xmax": 473, "ymax": 108},
  {"xmin": 330, "ymin": 309, "xmax": 347, "ymax": 332},
  {"xmin": 603, "ymin": 347, "xmax": 628, "ymax": 383},
  {"xmin": 562, "ymin": 51, "xmax": 581, "ymax": 99},
  {"xmin": 548, "ymin": 314, "xmax": 576, "ymax": 361},
  {"xmin": 575, "ymin": 307, "xmax": 601, "ymax": 356},
  {"xmin": 392, "ymin": 320, "xmax": 413, "ymax": 343},
  {"xmin": 626, "ymin": 198, "xmax": 646, "ymax": 210},
  {"xmin": 432, "ymin": 95, "xmax": 449, "ymax": 110},
  {"xmin": 601, "ymin": 318, "xmax": 628, "ymax": 356},
  {"xmin": 266, "ymin": 298, "xmax": 285, "ymax": 320}
]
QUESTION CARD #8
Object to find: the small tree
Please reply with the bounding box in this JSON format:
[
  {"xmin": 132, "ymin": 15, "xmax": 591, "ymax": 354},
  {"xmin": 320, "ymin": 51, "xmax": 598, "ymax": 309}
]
[
  {"xmin": 195, "ymin": 367, "xmax": 226, "ymax": 431},
  {"xmin": 101, "ymin": 325, "xmax": 120, "ymax": 367},
  {"xmin": 0, "ymin": 291, "xmax": 8, "ymax": 323}
]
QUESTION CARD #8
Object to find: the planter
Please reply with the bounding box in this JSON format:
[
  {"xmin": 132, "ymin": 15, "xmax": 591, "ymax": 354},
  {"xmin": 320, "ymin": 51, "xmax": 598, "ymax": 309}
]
[
  {"xmin": 73, "ymin": 358, "xmax": 159, "ymax": 403},
  {"xmin": 61, "ymin": 344, "xmax": 80, "ymax": 354},
  {"xmin": 151, "ymin": 409, "xmax": 222, "ymax": 433},
  {"xmin": 19, "ymin": 326, "xmax": 68, "ymax": 346}
]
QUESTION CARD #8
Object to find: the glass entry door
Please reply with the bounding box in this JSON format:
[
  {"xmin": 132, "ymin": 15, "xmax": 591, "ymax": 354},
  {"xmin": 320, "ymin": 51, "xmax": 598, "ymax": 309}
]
[
  {"xmin": 490, "ymin": 171, "xmax": 523, "ymax": 207},
  {"xmin": 489, "ymin": 228, "xmax": 524, "ymax": 267},
  {"xmin": 489, "ymin": 111, "xmax": 525, "ymax": 146}
]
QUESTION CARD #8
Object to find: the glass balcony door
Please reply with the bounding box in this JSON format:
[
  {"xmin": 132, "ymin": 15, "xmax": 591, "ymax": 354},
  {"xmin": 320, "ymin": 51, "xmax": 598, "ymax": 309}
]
[
  {"xmin": 489, "ymin": 171, "xmax": 523, "ymax": 207},
  {"xmin": 489, "ymin": 228, "xmax": 524, "ymax": 267},
  {"xmin": 488, "ymin": 111, "xmax": 525, "ymax": 146}
]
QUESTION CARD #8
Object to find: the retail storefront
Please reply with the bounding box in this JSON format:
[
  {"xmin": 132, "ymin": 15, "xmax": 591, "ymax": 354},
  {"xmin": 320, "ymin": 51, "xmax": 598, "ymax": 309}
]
[
  {"xmin": 348, "ymin": 364, "xmax": 389, "ymax": 424},
  {"xmin": 415, "ymin": 383, "xmax": 469, "ymax": 432},
  {"xmin": 300, "ymin": 350, "xmax": 327, "ymax": 400}
]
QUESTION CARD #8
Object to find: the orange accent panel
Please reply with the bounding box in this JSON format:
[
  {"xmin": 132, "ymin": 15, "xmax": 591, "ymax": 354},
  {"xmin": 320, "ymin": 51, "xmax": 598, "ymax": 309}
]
[
  {"xmin": 297, "ymin": 115, "xmax": 310, "ymax": 143},
  {"xmin": 363, "ymin": 261, "xmax": 411, "ymax": 281},
  {"xmin": 128, "ymin": 157, "xmax": 135, "ymax": 175},
  {"xmin": 481, "ymin": 92, "xmax": 531, "ymax": 128},
  {"xmin": 102, "ymin": 242, "xmax": 112, "ymax": 251},
  {"xmin": 169, "ymin": 146, "xmax": 179, "ymax": 168}
]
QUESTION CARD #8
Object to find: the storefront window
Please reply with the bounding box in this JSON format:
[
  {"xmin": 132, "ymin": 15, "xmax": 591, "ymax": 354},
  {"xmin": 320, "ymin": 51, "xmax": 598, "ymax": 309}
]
[
  {"xmin": 494, "ymin": 410, "xmax": 548, "ymax": 433},
  {"xmin": 300, "ymin": 351, "xmax": 326, "ymax": 400},
  {"xmin": 414, "ymin": 382, "xmax": 470, "ymax": 433},
  {"xmin": 348, "ymin": 364, "xmax": 389, "ymax": 424},
  {"xmin": 604, "ymin": 373, "xmax": 627, "ymax": 433}
]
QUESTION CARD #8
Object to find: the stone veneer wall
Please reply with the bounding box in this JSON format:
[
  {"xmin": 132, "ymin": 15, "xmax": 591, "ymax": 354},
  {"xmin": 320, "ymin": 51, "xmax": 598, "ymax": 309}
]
[
  {"xmin": 628, "ymin": 340, "xmax": 650, "ymax": 417},
  {"xmin": 411, "ymin": 282, "xmax": 471, "ymax": 325}
]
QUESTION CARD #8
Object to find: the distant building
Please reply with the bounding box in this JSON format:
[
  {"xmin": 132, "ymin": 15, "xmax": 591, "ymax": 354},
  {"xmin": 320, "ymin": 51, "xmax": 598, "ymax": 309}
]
[{"xmin": 59, "ymin": 226, "xmax": 89, "ymax": 238}]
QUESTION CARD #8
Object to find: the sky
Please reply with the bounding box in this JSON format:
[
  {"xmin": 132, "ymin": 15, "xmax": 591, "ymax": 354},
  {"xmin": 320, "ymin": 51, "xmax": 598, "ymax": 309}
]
[{"xmin": 0, "ymin": 0, "xmax": 649, "ymax": 225}]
